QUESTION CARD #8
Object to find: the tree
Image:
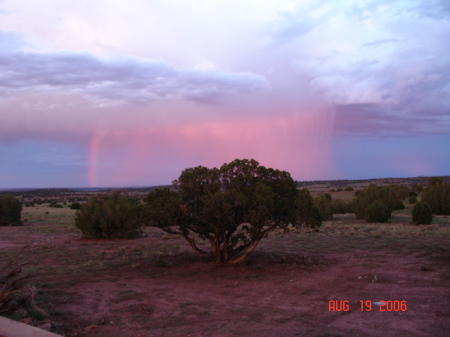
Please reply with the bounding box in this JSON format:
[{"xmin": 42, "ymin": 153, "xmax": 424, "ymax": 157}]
[
  {"xmin": 314, "ymin": 193, "xmax": 333, "ymax": 221},
  {"xmin": 428, "ymin": 177, "xmax": 443, "ymax": 187},
  {"xmin": 0, "ymin": 194, "xmax": 22, "ymax": 226},
  {"xmin": 75, "ymin": 190, "xmax": 142, "ymax": 239},
  {"xmin": 351, "ymin": 184, "xmax": 393, "ymax": 220},
  {"xmin": 387, "ymin": 184, "xmax": 409, "ymax": 200},
  {"xmin": 70, "ymin": 202, "xmax": 81, "ymax": 210},
  {"xmin": 144, "ymin": 159, "xmax": 321, "ymax": 264},
  {"xmin": 412, "ymin": 201, "xmax": 433, "ymax": 225},
  {"xmin": 422, "ymin": 183, "xmax": 450, "ymax": 215},
  {"xmin": 364, "ymin": 200, "xmax": 390, "ymax": 223}
]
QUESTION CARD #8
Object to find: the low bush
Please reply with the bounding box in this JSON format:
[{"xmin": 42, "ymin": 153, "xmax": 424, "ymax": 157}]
[
  {"xmin": 331, "ymin": 199, "xmax": 349, "ymax": 214},
  {"xmin": 364, "ymin": 200, "xmax": 390, "ymax": 223},
  {"xmin": 75, "ymin": 190, "xmax": 143, "ymax": 239},
  {"xmin": 422, "ymin": 183, "xmax": 450, "ymax": 215},
  {"xmin": 0, "ymin": 194, "xmax": 22, "ymax": 226},
  {"xmin": 412, "ymin": 201, "xmax": 433, "ymax": 225},
  {"xmin": 344, "ymin": 186, "xmax": 354, "ymax": 191},
  {"xmin": 70, "ymin": 202, "xmax": 81, "ymax": 210},
  {"xmin": 408, "ymin": 196, "xmax": 417, "ymax": 204},
  {"xmin": 314, "ymin": 193, "xmax": 333, "ymax": 221},
  {"xmin": 388, "ymin": 199, "xmax": 405, "ymax": 210}
]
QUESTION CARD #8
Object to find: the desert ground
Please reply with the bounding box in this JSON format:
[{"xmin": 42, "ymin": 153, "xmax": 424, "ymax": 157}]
[{"xmin": 1, "ymin": 190, "xmax": 449, "ymax": 337}]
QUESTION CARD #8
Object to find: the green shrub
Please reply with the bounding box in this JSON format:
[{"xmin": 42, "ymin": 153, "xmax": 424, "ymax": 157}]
[
  {"xmin": 412, "ymin": 184, "xmax": 423, "ymax": 192},
  {"xmin": 75, "ymin": 190, "xmax": 143, "ymax": 239},
  {"xmin": 0, "ymin": 194, "xmax": 23, "ymax": 226},
  {"xmin": 344, "ymin": 186, "xmax": 354, "ymax": 191},
  {"xmin": 314, "ymin": 193, "xmax": 333, "ymax": 221},
  {"xmin": 336, "ymin": 188, "xmax": 343, "ymax": 192},
  {"xmin": 364, "ymin": 200, "xmax": 390, "ymax": 223},
  {"xmin": 412, "ymin": 201, "xmax": 433, "ymax": 225},
  {"xmin": 428, "ymin": 177, "xmax": 443, "ymax": 187},
  {"xmin": 409, "ymin": 191, "xmax": 417, "ymax": 197},
  {"xmin": 422, "ymin": 183, "xmax": 450, "ymax": 215},
  {"xmin": 332, "ymin": 199, "xmax": 349, "ymax": 214},
  {"xmin": 408, "ymin": 196, "xmax": 417, "ymax": 204},
  {"xmin": 351, "ymin": 184, "xmax": 394, "ymax": 220},
  {"xmin": 387, "ymin": 184, "xmax": 409, "ymax": 200},
  {"xmin": 70, "ymin": 202, "xmax": 81, "ymax": 210},
  {"xmin": 388, "ymin": 199, "xmax": 405, "ymax": 210},
  {"xmin": 329, "ymin": 189, "xmax": 336, "ymax": 192}
]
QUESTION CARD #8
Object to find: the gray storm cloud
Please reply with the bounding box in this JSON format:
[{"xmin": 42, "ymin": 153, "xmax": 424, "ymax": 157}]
[{"xmin": 0, "ymin": 52, "xmax": 270, "ymax": 105}]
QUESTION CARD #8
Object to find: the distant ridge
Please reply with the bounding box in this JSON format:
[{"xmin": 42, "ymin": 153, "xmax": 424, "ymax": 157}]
[{"xmin": 1, "ymin": 176, "xmax": 449, "ymax": 195}]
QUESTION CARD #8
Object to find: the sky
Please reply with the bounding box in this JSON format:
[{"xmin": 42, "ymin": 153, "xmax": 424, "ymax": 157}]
[{"xmin": 0, "ymin": 0, "xmax": 449, "ymax": 188}]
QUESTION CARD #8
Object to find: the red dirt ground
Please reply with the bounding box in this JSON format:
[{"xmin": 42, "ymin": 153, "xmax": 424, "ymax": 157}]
[{"xmin": 1, "ymin": 224, "xmax": 449, "ymax": 337}]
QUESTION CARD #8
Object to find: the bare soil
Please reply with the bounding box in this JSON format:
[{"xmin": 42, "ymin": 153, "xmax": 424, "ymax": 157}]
[{"xmin": 1, "ymin": 207, "xmax": 449, "ymax": 337}]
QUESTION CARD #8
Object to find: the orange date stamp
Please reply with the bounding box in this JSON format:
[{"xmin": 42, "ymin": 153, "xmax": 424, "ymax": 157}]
[{"xmin": 328, "ymin": 300, "xmax": 408, "ymax": 312}]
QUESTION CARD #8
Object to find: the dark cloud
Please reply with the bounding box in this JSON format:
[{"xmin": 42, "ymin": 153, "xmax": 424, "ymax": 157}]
[
  {"xmin": 334, "ymin": 103, "xmax": 450, "ymax": 137},
  {"xmin": 0, "ymin": 52, "xmax": 269, "ymax": 104}
]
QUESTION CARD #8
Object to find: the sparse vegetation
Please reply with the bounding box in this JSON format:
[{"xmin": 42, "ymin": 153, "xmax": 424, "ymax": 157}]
[
  {"xmin": 314, "ymin": 193, "xmax": 333, "ymax": 221},
  {"xmin": 0, "ymin": 194, "xmax": 23, "ymax": 226},
  {"xmin": 75, "ymin": 190, "xmax": 143, "ymax": 239},
  {"xmin": 364, "ymin": 200, "xmax": 390, "ymax": 223},
  {"xmin": 412, "ymin": 201, "xmax": 433, "ymax": 225},
  {"xmin": 422, "ymin": 182, "xmax": 450, "ymax": 215},
  {"xmin": 144, "ymin": 159, "xmax": 321, "ymax": 264}
]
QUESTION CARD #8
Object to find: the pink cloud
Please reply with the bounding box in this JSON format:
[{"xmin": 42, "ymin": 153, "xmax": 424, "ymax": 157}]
[{"xmin": 88, "ymin": 111, "xmax": 336, "ymax": 187}]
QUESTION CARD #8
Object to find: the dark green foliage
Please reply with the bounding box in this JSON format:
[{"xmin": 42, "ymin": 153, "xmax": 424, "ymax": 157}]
[
  {"xmin": 144, "ymin": 159, "xmax": 321, "ymax": 264},
  {"xmin": 412, "ymin": 201, "xmax": 433, "ymax": 225},
  {"xmin": 409, "ymin": 191, "xmax": 417, "ymax": 197},
  {"xmin": 75, "ymin": 190, "xmax": 143, "ymax": 239},
  {"xmin": 408, "ymin": 196, "xmax": 417, "ymax": 204},
  {"xmin": 0, "ymin": 194, "xmax": 22, "ymax": 226},
  {"xmin": 411, "ymin": 184, "xmax": 423, "ymax": 192},
  {"xmin": 422, "ymin": 183, "xmax": 450, "ymax": 215},
  {"xmin": 388, "ymin": 184, "xmax": 409, "ymax": 200},
  {"xmin": 70, "ymin": 202, "xmax": 81, "ymax": 210},
  {"xmin": 336, "ymin": 188, "xmax": 343, "ymax": 192},
  {"xmin": 354, "ymin": 190, "xmax": 361, "ymax": 196},
  {"xmin": 344, "ymin": 186, "xmax": 354, "ymax": 191},
  {"xmin": 351, "ymin": 184, "xmax": 393, "ymax": 220},
  {"xmin": 323, "ymin": 193, "xmax": 332, "ymax": 201},
  {"xmin": 364, "ymin": 200, "xmax": 390, "ymax": 223},
  {"xmin": 332, "ymin": 199, "xmax": 350, "ymax": 214},
  {"xmin": 314, "ymin": 193, "xmax": 333, "ymax": 221},
  {"xmin": 428, "ymin": 177, "xmax": 443, "ymax": 187},
  {"xmin": 329, "ymin": 189, "xmax": 336, "ymax": 192},
  {"xmin": 388, "ymin": 199, "xmax": 405, "ymax": 210}
]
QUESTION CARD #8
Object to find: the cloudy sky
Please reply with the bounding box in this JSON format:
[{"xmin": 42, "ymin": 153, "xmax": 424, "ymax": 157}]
[{"xmin": 0, "ymin": 0, "xmax": 449, "ymax": 188}]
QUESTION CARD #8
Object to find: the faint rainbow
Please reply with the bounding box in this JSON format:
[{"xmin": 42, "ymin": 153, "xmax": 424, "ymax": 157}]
[{"xmin": 88, "ymin": 133, "xmax": 99, "ymax": 187}]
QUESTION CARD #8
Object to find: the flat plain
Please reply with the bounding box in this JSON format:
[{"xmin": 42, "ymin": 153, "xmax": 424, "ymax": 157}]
[{"xmin": 1, "ymin": 191, "xmax": 449, "ymax": 337}]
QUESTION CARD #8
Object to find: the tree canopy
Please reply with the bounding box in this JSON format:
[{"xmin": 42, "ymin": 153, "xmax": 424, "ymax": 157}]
[{"xmin": 144, "ymin": 159, "xmax": 320, "ymax": 264}]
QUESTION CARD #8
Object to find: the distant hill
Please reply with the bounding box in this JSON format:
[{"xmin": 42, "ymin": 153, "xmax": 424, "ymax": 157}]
[
  {"xmin": 1, "ymin": 176, "xmax": 449, "ymax": 196},
  {"xmin": 296, "ymin": 175, "xmax": 450, "ymax": 191}
]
